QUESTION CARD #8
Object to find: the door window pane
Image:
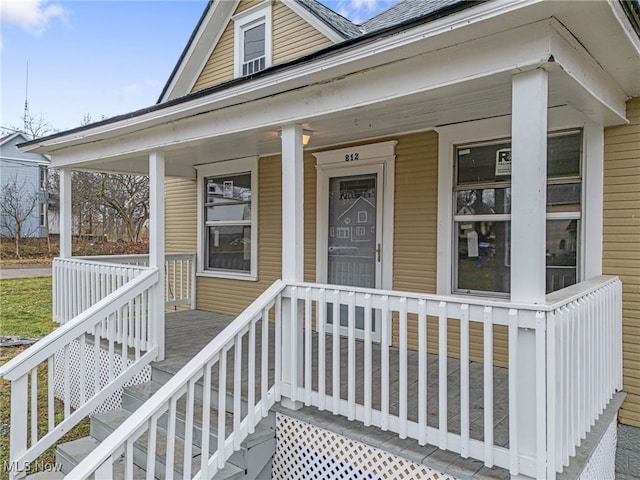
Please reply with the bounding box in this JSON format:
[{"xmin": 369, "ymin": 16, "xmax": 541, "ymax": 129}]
[{"xmin": 546, "ymin": 219, "xmax": 578, "ymax": 293}]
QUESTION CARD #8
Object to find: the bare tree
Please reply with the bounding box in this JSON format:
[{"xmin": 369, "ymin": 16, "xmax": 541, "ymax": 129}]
[
  {"xmin": 100, "ymin": 174, "xmax": 149, "ymax": 243},
  {"xmin": 1, "ymin": 111, "xmax": 57, "ymax": 139},
  {"xmin": 0, "ymin": 175, "xmax": 41, "ymax": 258}
]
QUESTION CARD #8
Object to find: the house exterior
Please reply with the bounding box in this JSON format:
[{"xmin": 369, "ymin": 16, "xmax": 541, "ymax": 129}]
[
  {"xmin": 3, "ymin": 1, "xmax": 640, "ymax": 479},
  {"xmin": 0, "ymin": 132, "xmax": 51, "ymax": 239}
]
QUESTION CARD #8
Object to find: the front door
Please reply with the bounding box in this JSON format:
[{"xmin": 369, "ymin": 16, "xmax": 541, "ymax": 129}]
[{"xmin": 319, "ymin": 163, "xmax": 384, "ymax": 340}]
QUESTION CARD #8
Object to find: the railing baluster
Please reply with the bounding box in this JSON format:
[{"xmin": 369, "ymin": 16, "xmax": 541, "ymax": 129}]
[
  {"xmin": 64, "ymin": 344, "xmax": 70, "ymax": 418},
  {"xmin": 165, "ymin": 397, "xmax": 178, "ymax": 479},
  {"xmin": 381, "ymin": 295, "xmax": 389, "ymax": 431},
  {"xmin": 47, "ymin": 356, "xmax": 54, "ymax": 431},
  {"xmin": 146, "ymin": 416, "xmax": 158, "ymax": 479},
  {"xmin": 217, "ymin": 352, "xmax": 227, "ymax": 469},
  {"xmin": 79, "ymin": 334, "xmax": 86, "ymax": 404},
  {"xmin": 535, "ymin": 311, "xmax": 547, "ymax": 479},
  {"xmin": 125, "ymin": 440, "xmax": 134, "ymax": 480},
  {"xmin": 30, "ymin": 368, "xmax": 38, "ymax": 446},
  {"xmin": 546, "ymin": 309, "xmax": 557, "ymax": 480},
  {"xmin": 418, "ymin": 299, "xmax": 428, "ymax": 445},
  {"xmin": 332, "ymin": 290, "xmax": 340, "ymax": 415},
  {"xmin": 460, "ymin": 304, "xmax": 470, "ymax": 457},
  {"xmin": 233, "ymin": 335, "xmax": 242, "ymax": 451},
  {"xmin": 305, "ymin": 289, "xmax": 312, "ymax": 405},
  {"xmin": 275, "ymin": 294, "xmax": 282, "ymax": 402},
  {"xmin": 438, "ymin": 301, "xmax": 447, "ymax": 449},
  {"xmin": 289, "ymin": 286, "xmax": 299, "ymax": 402},
  {"xmin": 318, "ymin": 289, "xmax": 326, "ymax": 411},
  {"xmin": 248, "ymin": 319, "xmax": 256, "ymax": 433},
  {"xmin": 261, "ymin": 307, "xmax": 269, "ymax": 416},
  {"xmin": 348, "ymin": 291, "xmax": 356, "ymax": 421},
  {"xmin": 399, "ymin": 297, "xmax": 408, "ymax": 438},
  {"xmin": 483, "ymin": 306, "xmax": 494, "ymax": 467},
  {"xmin": 183, "ymin": 378, "xmax": 196, "ymax": 479},
  {"xmin": 508, "ymin": 309, "xmax": 519, "ymax": 476},
  {"xmin": 364, "ymin": 294, "xmax": 373, "ymax": 427},
  {"xmin": 201, "ymin": 362, "xmax": 213, "ymax": 479}
]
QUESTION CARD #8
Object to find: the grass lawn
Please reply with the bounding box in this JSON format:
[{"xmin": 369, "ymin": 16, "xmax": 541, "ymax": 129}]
[{"xmin": 0, "ymin": 277, "xmax": 89, "ymax": 479}]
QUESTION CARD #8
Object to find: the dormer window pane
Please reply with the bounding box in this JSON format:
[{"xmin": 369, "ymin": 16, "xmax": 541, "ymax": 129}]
[{"xmin": 244, "ymin": 23, "xmax": 265, "ymax": 62}]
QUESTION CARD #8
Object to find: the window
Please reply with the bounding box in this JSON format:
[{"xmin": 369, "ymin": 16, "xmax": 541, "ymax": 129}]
[
  {"xmin": 454, "ymin": 130, "xmax": 582, "ymax": 295},
  {"xmin": 39, "ymin": 166, "xmax": 47, "ymax": 190},
  {"xmin": 233, "ymin": 3, "xmax": 272, "ymax": 78},
  {"xmin": 197, "ymin": 158, "xmax": 258, "ymax": 280}
]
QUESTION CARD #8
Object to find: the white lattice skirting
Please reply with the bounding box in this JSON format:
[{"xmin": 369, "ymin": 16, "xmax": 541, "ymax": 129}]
[
  {"xmin": 273, "ymin": 414, "xmax": 458, "ymax": 480},
  {"xmin": 54, "ymin": 339, "xmax": 151, "ymax": 414},
  {"xmin": 577, "ymin": 415, "xmax": 617, "ymax": 480}
]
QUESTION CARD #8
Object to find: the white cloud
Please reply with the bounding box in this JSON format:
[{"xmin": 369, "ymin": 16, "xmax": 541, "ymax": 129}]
[{"xmin": 0, "ymin": 0, "xmax": 67, "ymax": 36}]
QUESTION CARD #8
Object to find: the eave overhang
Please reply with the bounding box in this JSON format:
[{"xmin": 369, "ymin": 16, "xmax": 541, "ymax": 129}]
[{"xmin": 19, "ymin": 0, "xmax": 639, "ymax": 171}]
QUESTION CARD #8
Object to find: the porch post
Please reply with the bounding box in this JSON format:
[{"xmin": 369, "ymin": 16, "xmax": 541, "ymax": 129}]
[
  {"xmin": 510, "ymin": 68, "xmax": 548, "ymax": 478},
  {"xmin": 149, "ymin": 151, "xmax": 165, "ymax": 361},
  {"xmin": 280, "ymin": 124, "xmax": 304, "ymax": 410},
  {"xmin": 59, "ymin": 168, "xmax": 72, "ymax": 258}
]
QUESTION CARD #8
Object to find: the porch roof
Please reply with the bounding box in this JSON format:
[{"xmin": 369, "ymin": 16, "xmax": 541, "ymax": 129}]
[{"xmin": 19, "ymin": 0, "xmax": 640, "ymax": 176}]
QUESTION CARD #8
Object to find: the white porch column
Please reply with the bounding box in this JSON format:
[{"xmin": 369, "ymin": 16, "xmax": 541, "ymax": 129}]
[
  {"xmin": 510, "ymin": 69, "xmax": 548, "ymax": 479},
  {"xmin": 149, "ymin": 151, "xmax": 165, "ymax": 361},
  {"xmin": 59, "ymin": 168, "xmax": 72, "ymax": 258},
  {"xmin": 280, "ymin": 124, "xmax": 304, "ymax": 409},
  {"xmin": 511, "ymin": 68, "xmax": 548, "ymax": 304}
]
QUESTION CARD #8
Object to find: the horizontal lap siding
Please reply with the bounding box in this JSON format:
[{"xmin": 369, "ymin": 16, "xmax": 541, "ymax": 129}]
[
  {"xmin": 604, "ymin": 97, "xmax": 640, "ymax": 427},
  {"xmin": 272, "ymin": 2, "xmax": 332, "ymax": 64},
  {"xmin": 193, "ymin": 1, "xmax": 332, "ymax": 93},
  {"xmin": 196, "ymin": 155, "xmax": 282, "ymax": 315},
  {"xmin": 165, "ymin": 178, "xmax": 197, "ymax": 253}
]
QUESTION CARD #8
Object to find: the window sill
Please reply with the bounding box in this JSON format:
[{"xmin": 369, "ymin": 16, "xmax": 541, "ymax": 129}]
[{"xmin": 196, "ymin": 270, "xmax": 258, "ymax": 282}]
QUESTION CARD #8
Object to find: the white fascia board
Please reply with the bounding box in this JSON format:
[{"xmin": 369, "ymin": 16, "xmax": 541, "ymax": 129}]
[
  {"xmin": 549, "ymin": 19, "xmax": 628, "ymax": 123},
  {"xmin": 24, "ymin": 0, "xmax": 546, "ymax": 155},
  {"xmin": 281, "ymin": 0, "xmax": 346, "ymax": 43},
  {"xmin": 48, "ymin": 21, "xmax": 557, "ymax": 167},
  {"xmin": 161, "ymin": 0, "xmax": 240, "ymax": 102},
  {"xmin": 609, "ymin": 0, "xmax": 640, "ymax": 59}
]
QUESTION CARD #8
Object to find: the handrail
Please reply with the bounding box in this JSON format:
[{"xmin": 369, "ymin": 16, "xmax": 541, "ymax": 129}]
[
  {"xmin": 1, "ymin": 269, "xmax": 158, "ymax": 381},
  {"xmin": 68, "ymin": 279, "xmax": 286, "ymax": 479},
  {"xmin": 1, "ymin": 267, "xmax": 161, "ymax": 479}
]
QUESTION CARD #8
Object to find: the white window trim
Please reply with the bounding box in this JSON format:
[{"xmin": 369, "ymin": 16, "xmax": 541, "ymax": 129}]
[
  {"xmin": 435, "ymin": 107, "xmax": 603, "ymax": 297},
  {"xmin": 232, "ymin": 1, "xmax": 272, "ymax": 78},
  {"xmin": 196, "ymin": 157, "xmax": 259, "ymax": 281}
]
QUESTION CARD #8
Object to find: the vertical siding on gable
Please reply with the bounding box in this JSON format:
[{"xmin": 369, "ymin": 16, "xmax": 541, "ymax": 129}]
[
  {"xmin": 192, "ymin": 1, "xmax": 332, "ymax": 93},
  {"xmin": 196, "ymin": 155, "xmax": 282, "ymax": 315},
  {"xmin": 603, "ymin": 97, "xmax": 640, "ymax": 428}
]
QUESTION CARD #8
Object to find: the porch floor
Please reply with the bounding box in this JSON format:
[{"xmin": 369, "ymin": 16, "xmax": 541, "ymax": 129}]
[{"xmin": 154, "ymin": 309, "xmax": 511, "ymax": 479}]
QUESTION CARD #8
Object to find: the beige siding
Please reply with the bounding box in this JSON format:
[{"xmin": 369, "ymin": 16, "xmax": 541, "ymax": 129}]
[
  {"xmin": 196, "ymin": 155, "xmax": 282, "ymax": 315},
  {"xmin": 165, "ymin": 177, "xmax": 197, "ymax": 253},
  {"xmin": 272, "ymin": 2, "xmax": 333, "ymax": 65},
  {"xmin": 604, "ymin": 97, "xmax": 640, "ymax": 427},
  {"xmin": 192, "ymin": 0, "xmax": 332, "ymax": 93}
]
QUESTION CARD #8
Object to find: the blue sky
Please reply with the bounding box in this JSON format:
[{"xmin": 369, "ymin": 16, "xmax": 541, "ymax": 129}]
[{"xmin": 1, "ymin": 0, "xmax": 399, "ymax": 134}]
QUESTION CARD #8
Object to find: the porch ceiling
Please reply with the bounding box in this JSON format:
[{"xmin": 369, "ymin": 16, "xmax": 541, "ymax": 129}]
[{"xmin": 60, "ymin": 65, "xmax": 600, "ymax": 178}]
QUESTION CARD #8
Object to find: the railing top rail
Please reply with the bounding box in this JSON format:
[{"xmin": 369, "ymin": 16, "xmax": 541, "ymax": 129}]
[
  {"xmin": 53, "ymin": 256, "xmax": 154, "ymax": 270},
  {"xmin": 74, "ymin": 253, "xmax": 195, "ymax": 262},
  {"xmin": 68, "ymin": 278, "xmax": 286, "ymax": 479},
  {"xmin": 287, "ymin": 275, "xmax": 620, "ymax": 313},
  {"xmin": 0, "ymin": 268, "xmax": 159, "ymax": 381}
]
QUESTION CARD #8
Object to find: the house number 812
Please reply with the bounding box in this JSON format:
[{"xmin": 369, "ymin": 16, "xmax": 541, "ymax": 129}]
[{"xmin": 345, "ymin": 153, "xmax": 359, "ymax": 162}]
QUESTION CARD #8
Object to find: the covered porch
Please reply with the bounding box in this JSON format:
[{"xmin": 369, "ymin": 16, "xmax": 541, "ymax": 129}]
[{"xmin": 8, "ymin": 2, "xmax": 635, "ymax": 478}]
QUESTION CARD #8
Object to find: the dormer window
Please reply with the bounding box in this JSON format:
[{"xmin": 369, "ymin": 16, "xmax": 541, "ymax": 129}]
[{"xmin": 233, "ymin": 2, "xmax": 272, "ymax": 78}]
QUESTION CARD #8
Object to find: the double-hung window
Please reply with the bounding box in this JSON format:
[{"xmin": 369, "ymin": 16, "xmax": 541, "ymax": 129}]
[
  {"xmin": 197, "ymin": 158, "xmax": 258, "ymax": 280},
  {"xmin": 233, "ymin": 3, "xmax": 272, "ymax": 78},
  {"xmin": 454, "ymin": 130, "xmax": 582, "ymax": 295}
]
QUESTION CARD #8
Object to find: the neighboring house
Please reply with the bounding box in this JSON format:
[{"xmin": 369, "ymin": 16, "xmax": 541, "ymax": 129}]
[
  {"xmin": 3, "ymin": 1, "xmax": 639, "ymax": 479},
  {"xmin": 0, "ymin": 132, "xmax": 51, "ymax": 239}
]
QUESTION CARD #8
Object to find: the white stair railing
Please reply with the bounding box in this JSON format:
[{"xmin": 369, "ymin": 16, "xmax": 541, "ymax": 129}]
[
  {"xmin": 0, "ymin": 268, "xmax": 160, "ymax": 480},
  {"xmin": 68, "ymin": 280, "xmax": 286, "ymax": 480}
]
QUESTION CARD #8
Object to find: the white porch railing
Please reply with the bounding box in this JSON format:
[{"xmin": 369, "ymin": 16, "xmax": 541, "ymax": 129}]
[
  {"xmin": 63, "ymin": 276, "xmax": 622, "ymax": 479},
  {"xmin": 0, "ymin": 267, "xmax": 160, "ymax": 480},
  {"xmin": 68, "ymin": 280, "xmax": 285, "ymax": 480},
  {"xmin": 54, "ymin": 253, "xmax": 196, "ymax": 323}
]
